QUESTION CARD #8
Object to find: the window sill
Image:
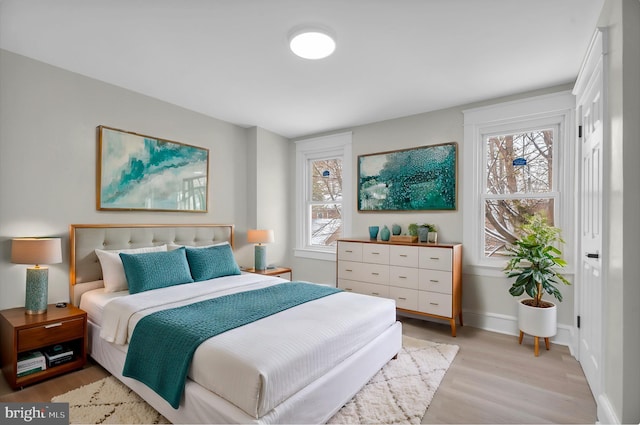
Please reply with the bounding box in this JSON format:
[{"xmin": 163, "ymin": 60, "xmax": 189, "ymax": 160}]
[{"xmin": 294, "ymin": 248, "xmax": 336, "ymax": 262}]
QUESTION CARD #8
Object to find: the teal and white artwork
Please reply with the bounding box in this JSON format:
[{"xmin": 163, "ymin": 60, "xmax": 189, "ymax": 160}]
[
  {"xmin": 358, "ymin": 142, "xmax": 457, "ymax": 211},
  {"xmin": 98, "ymin": 126, "xmax": 209, "ymax": 212}
]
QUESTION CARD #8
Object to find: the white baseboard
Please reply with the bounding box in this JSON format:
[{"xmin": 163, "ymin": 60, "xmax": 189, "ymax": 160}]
[
  {"xmin": 462, "ymin": 309, "xmax": 576, "ymax": 353},
  {"xmin": 597, "ymin": 393, "xmax": 619, "ymax": 424}
]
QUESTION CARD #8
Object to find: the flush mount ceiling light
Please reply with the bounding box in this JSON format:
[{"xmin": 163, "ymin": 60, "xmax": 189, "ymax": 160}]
[{"xmin": 289, "ymin": 28, "xmax": 336, "ymax": 60}]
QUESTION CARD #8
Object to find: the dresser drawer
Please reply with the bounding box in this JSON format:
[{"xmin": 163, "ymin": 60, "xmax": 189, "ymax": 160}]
[
  {"xmin": 418, "ymin": 292, "xmax": 453, "ymax": 317},
  {"xmin": 337, "ymin": 261, "xmax": 388, "ymax": 285},
  {"xmin": 389, "ymin": 266, "xmax": 419, "ymax": 289},
  {"xmin": 390, "ymin": 245, "xmax": 419, "ymax": 267},
  {"xmin": 360, "ymin": 263, "xmax": 389, "ymax": 285},
  {"xmin": 418, "ymin": 270, "xmax": 453, "ymax": 294},
  {"xmin": 419, "ymin": 247, "xmax": 453, "ymax": 271},
  {"xmin": 337, "ymin": 260, "xmax": 364, "ymax": 281},
  {"xmin": 18, "ymin": 317, "xmax": 85, "ymax": 352},
  {"xmin": 338, "ymin": 279, "xmax": 389, "ymax": 298},
  {"xmin": 389, "ymin": 286, "xmax": 419, "ymax": 311},
  {"xmin": 337, "ymin": 242, "xmax": 363, "ymax": 262},
  {"xmin": 362, "ymin": 243, "xmax": 389, "ymax": 264}
]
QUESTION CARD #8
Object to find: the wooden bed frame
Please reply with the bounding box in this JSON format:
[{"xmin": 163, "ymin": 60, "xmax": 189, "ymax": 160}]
[{"xmin": 69, "ymin": 223, "xmax": 402, "ymax": 424}]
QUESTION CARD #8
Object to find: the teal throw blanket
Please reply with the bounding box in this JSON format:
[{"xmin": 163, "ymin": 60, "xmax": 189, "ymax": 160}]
[{"xmin": 122, "ymin": 282, "xmax": 341, "ymax": 409}]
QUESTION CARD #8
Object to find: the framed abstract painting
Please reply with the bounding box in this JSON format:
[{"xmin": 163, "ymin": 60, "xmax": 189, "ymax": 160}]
[
  {"xmin": 358, "ymin": 142, "xmax": 457, "ymax": 211},
  {"xmin": 97, "ymin": 126, "xmax": 209, "ymax": 212}
]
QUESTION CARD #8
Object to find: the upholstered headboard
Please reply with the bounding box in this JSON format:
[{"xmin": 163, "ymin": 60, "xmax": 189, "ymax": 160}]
[{"xmin": 69, "ymin": 224, "xmax": 234, "ymax": 305}]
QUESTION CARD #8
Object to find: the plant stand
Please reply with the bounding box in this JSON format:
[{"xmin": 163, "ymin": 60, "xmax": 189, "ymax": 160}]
[
  {"xmin": 518, "ymin": 331, "xmax": 550, "ymax": 357},
  {"xmin": 517, "ymin": 299, "xmax": 557, "ymax": 357}
]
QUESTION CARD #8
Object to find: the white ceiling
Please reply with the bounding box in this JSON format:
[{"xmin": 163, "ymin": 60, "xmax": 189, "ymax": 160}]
[{"xmin": 0, "ymin": 0, "xmax": 604, "ymax": 139}]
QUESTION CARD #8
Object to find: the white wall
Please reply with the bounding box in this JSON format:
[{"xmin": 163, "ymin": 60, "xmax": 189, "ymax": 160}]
[
  {"xmin": 0, "ymin": 50, "xmax": 254, "ymax": 310},
  {"xmin": 598, "ymin": 1, "xmax": 640, "ymax": 423},
  {"xmin": 245, "ymin": 126, "xmax": 291, "ymax": 270}
]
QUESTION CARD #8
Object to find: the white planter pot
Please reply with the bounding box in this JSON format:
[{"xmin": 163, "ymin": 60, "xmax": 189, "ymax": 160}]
[{"xmin": 518, "ymin": 299, "xmax": 557, "ymax": 338}]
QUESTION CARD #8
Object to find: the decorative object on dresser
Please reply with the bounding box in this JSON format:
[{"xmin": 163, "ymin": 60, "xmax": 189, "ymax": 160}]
[
  {"xmin": 380, "ymin": 225, "xmax": 391, "ymax": 241},
  {"xmin": 337, "ymin": 238, "xmax": 463, "ymax": 336},
  {"xmin": 368, "ymin": 226, "xmax": 379, "ymax": 240},
  {"xmin": 357, "ymin": 142, "xmax": 457, "ymax": 211},
  {"xmin": 11, "ymin": 238, "xmax": 63, "ymax": 315},
  {"xmin": 504, "ymin": 214, "xmax": 569, "ymax": 356},
  {"xmin": 0, "ymin": 304, "xmax": 87, "ymax": 389},
  {"xmin": 391, "ymin": 224, "xmax": 402, "ymax": 235},
  {"xmin": 247, "ymin": 229, "xmax": 274, "ymax": 271},
  {"xmin": 97, "ymin": 125, "xmax": 209, "ymax": 212}
]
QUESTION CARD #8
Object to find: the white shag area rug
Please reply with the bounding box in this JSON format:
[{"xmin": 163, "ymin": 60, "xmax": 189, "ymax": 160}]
[{"xmin": 52, "ymin": 336, "xmax": 458, "ymax": 424}]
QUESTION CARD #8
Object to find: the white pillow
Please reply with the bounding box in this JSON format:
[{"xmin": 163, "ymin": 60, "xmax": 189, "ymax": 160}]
[
  {"xmin": 95, "ymin": 245, "xmax": 167, "ymax": 292},
  {"xmin": 167, "ymin": 241, "xmax": 229, "ymax": 250}
]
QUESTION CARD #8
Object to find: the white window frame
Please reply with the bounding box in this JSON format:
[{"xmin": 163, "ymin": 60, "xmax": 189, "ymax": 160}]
[
  {"xmin": 294, "ymin": 132, "xmax": 352, "ymax": 261},
  {"xmin": 462, "ymin": 92, "xmax": 575, "ymax": 276}
]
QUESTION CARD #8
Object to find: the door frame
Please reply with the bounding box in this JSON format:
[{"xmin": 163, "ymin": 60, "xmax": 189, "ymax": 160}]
[{"xmin": 572, "ymin": 26, "xmax": 608, "ymax": 414}]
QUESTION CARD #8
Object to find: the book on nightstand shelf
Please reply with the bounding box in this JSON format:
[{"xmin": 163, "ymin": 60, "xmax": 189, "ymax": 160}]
[
  {"xmin": 17, "ymin": 351, "xmax": 47, "ymax": 377},
  {"xmin": 43, "ymin": 344, "xmax": 74, "ymax": 367}
]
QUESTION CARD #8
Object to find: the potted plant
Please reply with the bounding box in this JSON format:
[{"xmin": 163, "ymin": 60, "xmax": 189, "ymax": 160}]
[
  {"xmin": 416, "ymin": 223, "xmax": 435, "ymax": 243},
  {"xmin": 504, "ymin": 214, "xmax": 570, "ymax": 356}
]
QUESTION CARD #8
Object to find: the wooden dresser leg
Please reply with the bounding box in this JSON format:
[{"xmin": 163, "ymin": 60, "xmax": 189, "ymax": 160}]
[
  {"xmin": 458, "ymin": 312, "xmax": 464, "ymax": 327},
  {"xmin": 519, "ymin": 331, "xmax": 524, "ymax": 345},
  {"xmin": 534, "ymin": 336, "xmax": 540, "ymax": 356},
  {"xmin": 450, "ymin": 319, "xmax": 457, "ymax": 337},
  {"xmin": 545, "ymin": 337, "xmax": 550, "ymax": 351}
]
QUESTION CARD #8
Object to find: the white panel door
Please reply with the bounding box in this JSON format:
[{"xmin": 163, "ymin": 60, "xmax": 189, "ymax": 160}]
[{"xmin": 575, "ymin": 29, "xmax": 605, "ymax": 401}]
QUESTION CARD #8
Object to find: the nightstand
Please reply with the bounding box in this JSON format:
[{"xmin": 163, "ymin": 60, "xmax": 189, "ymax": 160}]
[
  {"xmin": 244, "ymin": 267, "xmax": 293, "ymax": 281},
  {"xmin": 0, "ymin": 304, "xmax": 87, "ymax": 389}
]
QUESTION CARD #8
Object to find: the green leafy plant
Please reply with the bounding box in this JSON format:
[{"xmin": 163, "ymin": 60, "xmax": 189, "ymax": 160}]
[
  {"xmin": 408, "ymin": 223, "xmax": 418, "ymax": 236},
  {"xmin": 420, "ymin": 223, "xmax": 436, "ymax": 232},
  {"xmin": 504, "ymin": 214, "xmax": 570, "ymax": 307}
]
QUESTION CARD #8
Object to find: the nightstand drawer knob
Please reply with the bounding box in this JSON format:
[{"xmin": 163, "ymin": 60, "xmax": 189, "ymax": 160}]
[{"xmin": 44, "ymin": 323, "xmax": 63, "ymax": 329}]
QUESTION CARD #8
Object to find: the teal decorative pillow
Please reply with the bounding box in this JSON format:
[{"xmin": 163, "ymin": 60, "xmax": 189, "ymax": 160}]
[
  {"xmin": 185, "ymin": 243, "xmax": 241, "ymax": 281},
  {"xmin": 120, "ymin": 247, "xmax": 194, "ymax": 294}
]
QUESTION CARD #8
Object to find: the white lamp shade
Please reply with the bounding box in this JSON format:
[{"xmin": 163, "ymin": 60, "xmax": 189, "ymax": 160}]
[
  {"xmin": 11, "ymin": 238, "xmax": 62, "ymax": 265},
  {"xmin": 247, "ymin": 229, "xmax": 274, "ymax": 244}
]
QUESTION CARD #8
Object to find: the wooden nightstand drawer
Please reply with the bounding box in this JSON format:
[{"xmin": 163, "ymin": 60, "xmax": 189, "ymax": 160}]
[{"xmin": 18, "ymin": 317, "xmax": 85, "ymax": 352}]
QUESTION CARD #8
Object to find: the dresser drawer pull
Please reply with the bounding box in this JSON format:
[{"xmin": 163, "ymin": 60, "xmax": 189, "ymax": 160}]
[
  {"xmin": 399, "ymin": 276, "xmax": 407, "ymax": 279},
  {"xmin": 371, "ymin": 252, "xmax": 380, "ymax": 255},
  {"xmin": 429, "ymin": 302, "xmax": 439, "ymax": 306},
  {"xmin": 44, "ymin": 323, "xmax": 63, "ymax": 329},
  {"xmin": 398, "ymin": 297, "xmax": 407, "ymax": 301},
  {"xmin": 345, "ymin": 269, "xmax": 353, "ymax": 272},
  {"xmin": 345, "ymin": 250, "xmax": 353, "ymax": 253},
  {"xmin": 372, "ymin": 292, "xmax": 380, "ymax": 296},
  {"xmin": 345, "ymin": 288, "xmax": 353, "ymax": 291},
  {"xmin": 371, "ymin": 272, "xmax": 379, "ymax": 276},
  {"xmin": 430, "ymin": 257, "xmax": 440, "ymax": 260},
  {"xmin": 430, "ymin": 279, "xmax": 440, "ymax": 283},
  {"xmin": 399, "ymin": 254, "xmax": 408, "ymax": 257}
]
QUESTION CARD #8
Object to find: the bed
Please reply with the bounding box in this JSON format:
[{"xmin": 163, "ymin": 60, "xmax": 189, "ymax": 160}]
[{"xmin": 69, "ymin": 224, "xmax": 402, "ymax": 424}]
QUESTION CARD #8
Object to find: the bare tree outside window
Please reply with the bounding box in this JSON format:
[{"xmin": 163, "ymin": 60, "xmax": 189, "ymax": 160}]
[
  {"xmin": 310, "ymin": 159, "xmax": 343, "ymax": 247},
  {"xmin": 484, "ymin": 129, "xmax": 555, "ymax": 257}
]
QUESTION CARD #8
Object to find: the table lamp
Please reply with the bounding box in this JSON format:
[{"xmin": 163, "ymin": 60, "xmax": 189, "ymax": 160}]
[
  {"xmin": 11, "ymin": 238, "xmax": 63, "ymax": 315},
  {"xmin": 247, "ymin": 229, "xmax": 274, "ymax": 271}
]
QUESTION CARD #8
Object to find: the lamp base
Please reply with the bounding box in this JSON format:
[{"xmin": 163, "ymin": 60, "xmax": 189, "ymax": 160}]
[
  {"xmin": 25, "ymin": 267, "xmax": 48, "ymax": 315},
  {"xmin": 254, "ymin": 245, "xmax": 267, "ymax": 271}
]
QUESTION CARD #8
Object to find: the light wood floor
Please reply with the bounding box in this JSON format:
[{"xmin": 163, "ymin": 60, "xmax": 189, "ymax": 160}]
[{"xmin": 0, "ymin": 317, "xmax": 597, "ymax": 424}]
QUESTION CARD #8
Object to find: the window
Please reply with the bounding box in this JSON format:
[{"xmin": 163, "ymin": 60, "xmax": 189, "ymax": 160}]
[
  {"xmin": 463, "ymin": 92, "xmax": 575, "ymax": 272},
  {"xmin": 295, "ymin": 132, "xmax": 352, "ymax": 261},
  {"xmin": 484, "ymin": 126, "xmax": 558, "ymax": 257}
]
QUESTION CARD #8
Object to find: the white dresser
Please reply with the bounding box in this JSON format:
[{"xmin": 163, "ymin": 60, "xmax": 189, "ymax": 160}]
[{"xmin": 337, "ymin": 238, "xmax": 463, "ymax": 336}]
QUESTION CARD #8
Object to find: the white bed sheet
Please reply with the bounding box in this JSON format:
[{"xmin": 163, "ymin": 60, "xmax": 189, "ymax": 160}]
[
  {"xmin": 81, "ymin": 274, "xmax": 398, "ymax": 419},
  {"xmin": 87, "ymin": 319, "xmax": 402, "ymax": 424}
]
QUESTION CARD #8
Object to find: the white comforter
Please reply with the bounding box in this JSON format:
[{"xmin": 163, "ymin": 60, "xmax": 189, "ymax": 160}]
[{"xmin": 97, "ymin": 274, "xmax": 397, "ymax": 418}]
